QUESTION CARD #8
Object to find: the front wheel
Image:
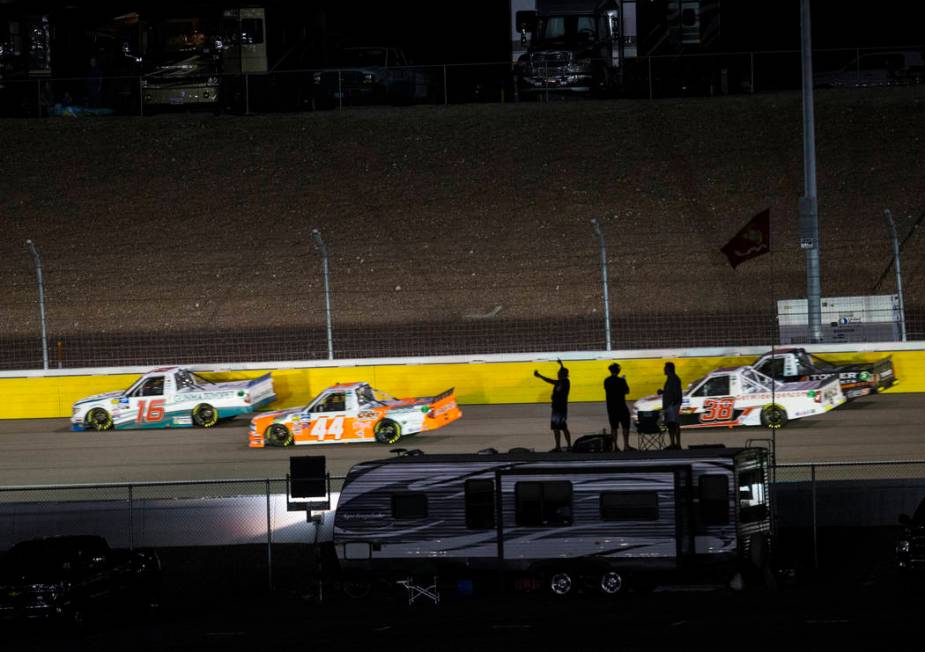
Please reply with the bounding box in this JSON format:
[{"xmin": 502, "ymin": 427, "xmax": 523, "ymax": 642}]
[
  {"xmin": 192, "ymin": 403, "xmax": 219, "ymax": 428},
  {"xmin": 760, "ymin": 404, "xmax": 788, "ymax": 429},
  {"xmin": 374, "ymin": 420, "xmax": 402, "ymax": 445},
  {"xmin": 86, "ymin": 408, "xmax": 113, "ymax": 431},
  {"xmin": 265, "ymin": 424, "xmax": 293, "ymax": 447},
  {"xmin": 549, "ymin": 571, "xmax": 573, "ymax": 596}
]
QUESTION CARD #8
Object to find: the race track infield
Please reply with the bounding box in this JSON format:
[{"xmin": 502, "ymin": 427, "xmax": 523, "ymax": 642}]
[{"xmin": 0, "ymin": 393, "xmax": 922, "ymax": 486}]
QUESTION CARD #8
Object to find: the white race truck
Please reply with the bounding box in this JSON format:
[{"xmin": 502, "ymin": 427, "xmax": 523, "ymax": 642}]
[
  {"xmin": 71, "ymin": 367, "xmax": 275, "ymax": 431},
  {"xmin": 632, "ymin": 365, "xmax": 845, "ymax": 431}
]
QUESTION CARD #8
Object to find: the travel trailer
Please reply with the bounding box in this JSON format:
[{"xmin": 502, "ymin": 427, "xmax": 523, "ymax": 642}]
[{"xmin": 332, "ymin": 446, "xmax": 771, "ymax": 594}]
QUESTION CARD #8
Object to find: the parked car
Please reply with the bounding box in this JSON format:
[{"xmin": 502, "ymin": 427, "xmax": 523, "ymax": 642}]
[
  {"xmin": 312, "ymin": 46, "xmax": 433, "ymax": 108},
  {"xmin": 0, "ymin": 535, "xmax": 160, "ymax": 627},
  {"xmin": 814, "ymin": 51, "xmax": 925, "ymax": 88},
  {"xmin": 897, "ymin": 498, "xmax": 925, "ymax": 574},
  {"xmin": 71, "ymin": 366, "xmax": 275, "ymax": 431},
  {"xmin": 248, "ymin": 382, "xmax": 461, "ymax": 447}
]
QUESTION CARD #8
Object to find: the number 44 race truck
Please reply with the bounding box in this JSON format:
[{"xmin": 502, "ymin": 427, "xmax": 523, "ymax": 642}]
[
  {"xmin": 751, "ymin": 348, "xmax": 897, "ymax": 400},
  {"xmin": 71, "ymin": 367, "xmax": 275, "ymax": 431}
]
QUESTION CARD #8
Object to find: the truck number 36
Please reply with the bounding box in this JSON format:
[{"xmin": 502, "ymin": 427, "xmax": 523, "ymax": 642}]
[
  {"xmin": 136, "ymin": 399, "xmax": 166, "ymax": 423},
  {"xmin": 701, "ymin": 398, "xmax": 735, "ymax": 422}
]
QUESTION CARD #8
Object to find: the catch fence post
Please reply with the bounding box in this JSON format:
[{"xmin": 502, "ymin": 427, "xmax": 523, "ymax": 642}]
[
  {"xmin": 25, "ymin": 240, "xmax": 49, "ymax": 370},
  {"xmin": 129, "ymin": 484, "xmax": 135, "ymax": 551}
]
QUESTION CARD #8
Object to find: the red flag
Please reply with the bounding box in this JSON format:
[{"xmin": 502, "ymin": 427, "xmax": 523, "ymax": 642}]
[{"xmin": 721, "ymin": 209, "xmax": 770, "ymax": 269}]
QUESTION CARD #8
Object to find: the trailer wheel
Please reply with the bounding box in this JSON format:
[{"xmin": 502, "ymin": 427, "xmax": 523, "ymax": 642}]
[
  {"xmin": 86, "ymin": 408, "xmax": 114, "ymax": 431},
  {"xmin": 549, "ymin": 571, "xmax": 573, "ymax": 596},
  {"xmin": 374, "ymin": 419, "xmax": 402, "ymax": 445},
  {"xmin": 599, "ymin": 571, "xmax": 624, "ymax": 595},
  {"xmin": 265, "ymin": 424, "xmax": 293, "ymax": 447},
  {"xmin": 760, "ymin": 404, "xmax": 788, "ymax": 429},
  {"xmin": 192, "ymin": 403, "xmax": 219, "ymax": 428}
]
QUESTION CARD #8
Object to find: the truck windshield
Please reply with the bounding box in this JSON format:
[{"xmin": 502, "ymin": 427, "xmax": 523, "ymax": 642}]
[{"xmin": 535, "ymin": 15, "xmax": 597, "ymax": 47}]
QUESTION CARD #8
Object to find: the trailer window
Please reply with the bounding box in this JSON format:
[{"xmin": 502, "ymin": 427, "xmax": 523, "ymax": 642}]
[
  {"xmin": 698, "ymin": 475, "xmax": 729, "ymax": 525},
  {"xmin": 465, "ymin": 479, "xmax": 495, "ymax": 529},
  {"xmin": 391, "ymin": 493, "xmax": 427, "ymax": 520},
  {"xmin": 738, "ymin": 469, "xmax": 768, "ymax": 524},
  {"xmin": 600, "ymin": 492, "xmax": 659, "ymax": 521},
  {"xmin": 515, "ymin": 481, "xmax": 572, "ymax": 527}
]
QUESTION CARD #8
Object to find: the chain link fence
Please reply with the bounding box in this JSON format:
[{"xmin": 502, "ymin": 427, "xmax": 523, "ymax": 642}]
[
  {"xmin": 1, "ymin": 46, "xmax": 922, "ymax": 118},
  {"xmin": 0, "ymin": 461, "xmax": 922, "ymax": 582}
]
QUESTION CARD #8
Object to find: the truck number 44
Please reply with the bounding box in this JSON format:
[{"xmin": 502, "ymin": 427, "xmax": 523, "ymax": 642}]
[
  {"xmin": 136, "ymin": 399, "xmax": 166, "ymax": 423},
  {"xmin": 310, "ymin": 416, "xmax": 345, "ymax": 440}
]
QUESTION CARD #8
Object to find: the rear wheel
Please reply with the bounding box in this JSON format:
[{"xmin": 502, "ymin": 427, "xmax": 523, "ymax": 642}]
[
  {"xmin": 86, "ymin": 408, "xmax": 113, "ymax": 431},
  {"xmin": 760, "ymin": 404, "xmax": 788, "ymax": 429},
  {"xmin": 600, "ymin": 571, "xmax": 624, "ymax": 595},
  {"xmin": 374, "ymin": 419, "xmax": 402, "ymax": 445},
  {"xmin": 192, "ymin": 403, "xmax": 219, "ymax": 428},
  {"xmin": 265, "ymin": 424, "xmax": 293, "ymax": 447}
]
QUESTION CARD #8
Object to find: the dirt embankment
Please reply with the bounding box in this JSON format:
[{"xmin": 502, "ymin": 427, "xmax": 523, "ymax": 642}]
[{"xmin": 1, "ymin": 87, "xmax": 923, "ymax": 338}]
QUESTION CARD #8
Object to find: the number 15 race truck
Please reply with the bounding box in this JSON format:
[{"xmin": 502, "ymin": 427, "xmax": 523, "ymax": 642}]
[
  {"xmin": 248, "ymin": 382, "xmax": 462, "ymax": 447},
  {"xmin": 632, "ymin": 365, "xmax": 846, "ymax": 431},
  {"xmin": 71, "ymin": 367, "xmax": 275, "ymax": 431},
  {"xmin": 751, "ymin": 348, "xmax": 897, "ymax": 399}
]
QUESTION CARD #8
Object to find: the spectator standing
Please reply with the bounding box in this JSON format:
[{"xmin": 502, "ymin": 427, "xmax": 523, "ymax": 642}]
[
  {"xmin": 534, "ymin": 358, "xmax": 571, "ymax": 452},
  {"xmin": 659, "ymin": 362, "xmax": 683, "ymax": 449},
  {"xmin": 604, "ymin": 363, "xmax": 633, "ymax": 452}
]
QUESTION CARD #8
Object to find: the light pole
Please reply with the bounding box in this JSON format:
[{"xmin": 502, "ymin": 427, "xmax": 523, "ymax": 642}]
[
  {"xmin": 26, "ymin": 239, "xmax": 49, "ymax": 370},
  {"xmin": 591, "ymin": 218, "xmax": 612, "ymax": 351},
  {"xmin": 799, "ymin": 0, "xmax": 823, "ymax": 343},
  {"xmin": 312, "ymin": 229, "xmax": 334, "ymax": 360},
  {"xmin": 884, "ymin": 210, "xmax": 907, "ymax": 341}
]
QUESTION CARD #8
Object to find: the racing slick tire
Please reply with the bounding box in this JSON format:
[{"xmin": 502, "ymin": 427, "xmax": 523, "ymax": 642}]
[
  {"xmin": 86, "ymin": 408, "xmax": 114, "ymax": 431},
  {"xmin": 599, "ymin": 571, "xmax": 624, "ymax": 595},
  {"xmin": 265, "ymin": 424, "xmax": 293, "ymax": 447},
  {"xmin": 760, "ymin": 404, "xmax": 788, "ymax": 429},
  {"xmin": 191, "ymin": 403, "xmax": 219, "ymax": 428},
  {"xmin": 374, "ymin": 419, "xmax": 402, "ymax": 445}
]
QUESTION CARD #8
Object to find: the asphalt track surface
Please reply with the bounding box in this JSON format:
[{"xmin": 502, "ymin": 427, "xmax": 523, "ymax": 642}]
[{"xmin": 0, "ymin": 394, "xmax": 923, "ymax": 486}]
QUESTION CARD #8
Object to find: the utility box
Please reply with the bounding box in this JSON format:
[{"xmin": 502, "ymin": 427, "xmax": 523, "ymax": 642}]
[{"xmin": 777, "ymin": 295, "xmax": 903, "ymax": 343}]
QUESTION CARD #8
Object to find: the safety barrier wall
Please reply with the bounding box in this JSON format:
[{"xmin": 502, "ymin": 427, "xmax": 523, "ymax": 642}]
[{"xmin": 0, "ymin": 342, "xmax": 922, "ymax": 419}]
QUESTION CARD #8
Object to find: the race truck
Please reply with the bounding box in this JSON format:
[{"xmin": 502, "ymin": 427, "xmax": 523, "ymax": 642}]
[
  {"xmin": 632, "ymin": 365, "xmax": 845, "ymax": 431},
  {"xmin": 751, "ymin": 348, "xmax": 897, "ymax": 400},
  {"xmin": 248, "ymin": 382, "xmax": 461, "ymax": 447},
  {"xmin": 71, "ymin": 367, "xmax": 275, "ymax": 431}
]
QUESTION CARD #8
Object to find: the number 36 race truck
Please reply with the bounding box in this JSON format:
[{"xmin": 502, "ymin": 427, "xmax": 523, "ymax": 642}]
[
  {"xmin": 633, "ymin": 365, "xmax": 845, "ymax": 431},
  {"xmin": 71, "ymin": 367, "xmax": 275, "ymax": 431}
]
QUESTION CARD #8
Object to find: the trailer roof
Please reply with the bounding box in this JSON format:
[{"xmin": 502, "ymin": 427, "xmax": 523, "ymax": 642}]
[{"xmin": 360, "ymin": 446, "xmax": 762, "ymax": 466}]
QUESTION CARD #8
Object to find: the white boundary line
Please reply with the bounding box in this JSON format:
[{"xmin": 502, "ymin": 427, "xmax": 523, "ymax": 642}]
[{"xmin": 0, "ymin": 340, "xmax": 921, "ymax": 379}]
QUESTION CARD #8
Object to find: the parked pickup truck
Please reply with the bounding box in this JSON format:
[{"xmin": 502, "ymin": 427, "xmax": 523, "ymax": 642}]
[
  {"xmin": 0, "ymin": 535, "xmax": 160, "ymax": 626},
  {"xmin": 71, "ymin": 366, "xmax": 276, "ymax": 431},
  {"xmin": 312, "ymin": 46, "xmax": 432, "ymax": 108},
  {"xmin": 751, "ymin": 348, "xmax": 897, "ymax": 400}
]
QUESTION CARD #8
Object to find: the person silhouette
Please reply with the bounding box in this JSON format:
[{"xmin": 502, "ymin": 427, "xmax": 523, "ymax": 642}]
[{"xmin": 534, "ymin": 358, "xmax": 571, "ymax": 452}]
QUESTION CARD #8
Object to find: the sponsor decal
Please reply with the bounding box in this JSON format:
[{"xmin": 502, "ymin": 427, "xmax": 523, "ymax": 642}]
[{"xmin": 339, "ymin": 512, "xmax": 387, "ymax": 520}]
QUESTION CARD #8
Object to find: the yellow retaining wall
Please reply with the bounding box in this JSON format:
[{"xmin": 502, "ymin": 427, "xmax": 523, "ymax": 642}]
[{"xmin": 1, "ymin": 350, "xmax": 922, "ymax": 420}]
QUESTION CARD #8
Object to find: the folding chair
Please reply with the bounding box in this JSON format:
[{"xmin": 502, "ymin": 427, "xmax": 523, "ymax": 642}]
[{"xmin": 396, "ymin": 576, "xmax": 440, "ymax": 605}]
